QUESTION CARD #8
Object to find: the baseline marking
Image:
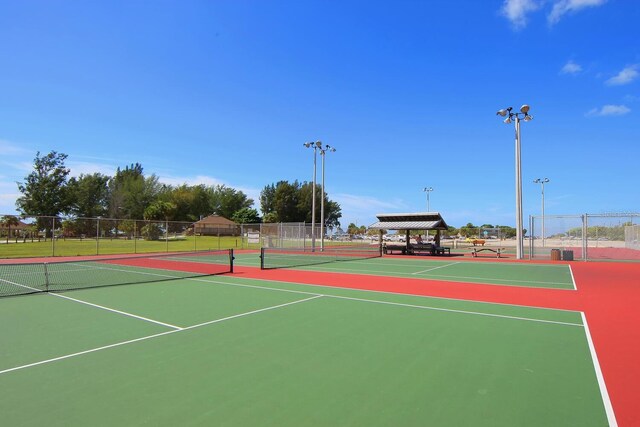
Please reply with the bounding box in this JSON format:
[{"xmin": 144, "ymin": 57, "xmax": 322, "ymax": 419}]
[{"xmin": 581, "ymin": 312, "xmax": 617, "ymax": 427}]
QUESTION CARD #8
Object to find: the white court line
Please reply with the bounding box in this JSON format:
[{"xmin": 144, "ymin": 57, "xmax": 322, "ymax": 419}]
[
  {"xmin": 581, "ymin": 312, "xmax": 618, "ymax": 426},
  {"xmin": 52, "ymin": 293, "xmax": 184, "ymax": 330},
  {"xmin": 1, "ymin": 277, "xmax": 183, "ymax": 330},
  {"xmin": 189, "ymin": 277, "xmax": 583, "ymax": 327},
  {"xmin": 296, "ymin": 263, "xmax": 574, "ymax": 289},
  {"xmin": 0, "ymin": 295, "xmax": 322, "ymax": 376},
  {"xmin": 323, "ymin": 294, "xmax": 583, "ymax": 327},
  {"xmin": 569, "ymin": 264, "xmax": 577, "ymax": 290},
  {"xmin": 412, "ymin": 261, "xmax": 461, "ymax": 275}
]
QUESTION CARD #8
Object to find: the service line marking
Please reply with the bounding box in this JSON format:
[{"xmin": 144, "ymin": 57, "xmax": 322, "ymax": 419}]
[{"xmin": 0, "ymin": 295, "xmax": 322, "ymax": 376}]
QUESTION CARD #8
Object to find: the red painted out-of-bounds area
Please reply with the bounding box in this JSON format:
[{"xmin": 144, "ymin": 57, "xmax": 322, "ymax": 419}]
[{"xmin": 235, "ymin": 261, "xmax": 640, "ymax": 427}]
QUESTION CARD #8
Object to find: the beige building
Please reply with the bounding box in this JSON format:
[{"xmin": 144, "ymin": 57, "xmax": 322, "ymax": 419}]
[{"xmin": 193, "ymin": 215, "xmax": 239, "ymax": 236}]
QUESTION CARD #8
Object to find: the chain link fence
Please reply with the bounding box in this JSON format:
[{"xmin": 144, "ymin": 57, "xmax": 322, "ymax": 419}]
[
  {"xmin": 529, "ymin": 213, "xmax": 640, "ymax": 261},
  {"xmin": 0, "ymin": 215, "xmax": 338, "ymax": 259}
]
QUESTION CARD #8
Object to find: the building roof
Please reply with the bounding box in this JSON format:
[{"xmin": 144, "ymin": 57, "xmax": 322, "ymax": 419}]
[
  {"xmin": 194, "ymin": 215, "xmax": 236, "ymax": 226},
  {"xmin": 368, "ymin": 212, "xmax": 449, "ymax": 230}
]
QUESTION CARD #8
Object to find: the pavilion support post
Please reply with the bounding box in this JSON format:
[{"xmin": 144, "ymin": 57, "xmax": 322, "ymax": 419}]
[{"xmin": 405, "ymin": 229, "xmax": 410, "ymax": 252}]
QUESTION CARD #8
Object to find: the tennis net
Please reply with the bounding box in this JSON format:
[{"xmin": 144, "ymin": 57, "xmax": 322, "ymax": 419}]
[
  {"xmin": 0, "ymin": 249, "xmax": 234, "ymax": 298},
  {"xmin": 260, "ymin": 245, "xmax": 382, "ymax": 270}
]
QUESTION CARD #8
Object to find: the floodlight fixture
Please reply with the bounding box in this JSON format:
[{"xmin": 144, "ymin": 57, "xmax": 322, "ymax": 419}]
[
  {"xmin": 496, "ymin": 104, "xmax": 534, "ymax": 260},
  {"xmin": 423, "ymin": 187, "xmax": 434, "ymax": 212},
  {"xmin": 304, "ymin": 141, "xmax": 324, "ymax": 251},
  {"xmin": 533, "ymin": 177, "xmax": 550, "ymax": 247},
  {"xmin": 319, "ymin": 144, "xmax": 336, "ymax": 250}
]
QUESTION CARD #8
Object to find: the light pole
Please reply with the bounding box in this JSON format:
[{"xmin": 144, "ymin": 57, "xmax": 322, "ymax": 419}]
[
  {"xmin": 320, "ymin": 144, "xmax": 336, "ymax": 251},
  {"xmin": 304, "ymin": 141, "xmax": 322, "ymax": 250},
  {"xmin": 497, "ymin": 105, "xmax": 533, "ymax": 260},
  {"xmin": 423, "ymin": 187, "xmax": 433, "ymax": 212},
  {"xmin": 533, "ymin": 178, "xmax": 550, "ymax": 247}
]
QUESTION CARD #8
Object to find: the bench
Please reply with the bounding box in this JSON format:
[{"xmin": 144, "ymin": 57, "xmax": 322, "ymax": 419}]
[
  {"xmin": 435, "ymin": 246, "xmax": 451, "ymax": 255},
  {"xmin": 471, "ymin": 248, "xmax": 503, "ymax": 258},
  {"xmin": 383, "ymin": 244, "xmax": 408, "ymax": 255},
  {"xmin": 383, "ymin": 243, "xmax": 450, "ymax": 256}
]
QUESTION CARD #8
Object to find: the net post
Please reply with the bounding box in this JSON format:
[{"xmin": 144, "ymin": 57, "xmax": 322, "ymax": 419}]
[
  {"xmin": 229, "ymin": 248, "xmax": 234, "ymax": 273},
  {"xmin": 260, "ymin": 247, "xmax": 265, "ymax": 270},
  {"xmin": 43, "ymin": 262, "xmax": 50, "ymax": 292}
]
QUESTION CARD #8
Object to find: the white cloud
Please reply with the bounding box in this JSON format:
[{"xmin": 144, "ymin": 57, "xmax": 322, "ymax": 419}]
[
  {"xmin": 605, "ymin": 65, "xmax": 639, "ymax": 86},
  {"xmin": 560, "ymin": 60, "xmax": 582, "ymax": 75},
  {"xmin": 548, "ymin": 0, "xmax": 608, "ymax": 25},
  {"xmin": 0, "ymin": 180, "xmax": 20, "ymax": 215},
  {"xmin": 500, "ymin": 0, "xmax": 541, "ymax": 29},
  {"xmin": 67, "ymin": 160, "xmax": 117, "ymax": 177},
  {"xmin": 157, "ymin": 174, "xmax": 225, "ymax": 187},
  {"xmin": 333, "ymin": 193, "xmax": 408, "ymax": 227},
  {"xmin": 0, "ymin": 139, "xmax": 32, "ymax": 157},
  {"xmin": 585, "ymin": 104, "xmax": 631, "ymax": 117}
]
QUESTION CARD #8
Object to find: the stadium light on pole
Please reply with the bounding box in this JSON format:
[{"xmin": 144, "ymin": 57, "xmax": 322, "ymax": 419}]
[
  {"xmin": 319, "ymin": 144, "xmax": 336, "ymax": 251},
  {"xmin": 423, "ymin": 187, "xmax": 433, "ymax": 212},
  {"xmin": 533, "ymin": 178, "xmax": 550, "ymax": 247},
  {"xmin": 496, "ymin": 105, "xmax": 533, "ymax": 260},
  {"xmin": 304, "ymin": 141, "xmax": 322, "ymax": 251}
]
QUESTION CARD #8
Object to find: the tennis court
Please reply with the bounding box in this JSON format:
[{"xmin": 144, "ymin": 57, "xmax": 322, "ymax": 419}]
[{"xmin": 2, "ymin": 249, "xmax": 635, "ymax": 426}]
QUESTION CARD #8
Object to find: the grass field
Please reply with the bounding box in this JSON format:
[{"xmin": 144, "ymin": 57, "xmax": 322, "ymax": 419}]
[
  {"xmin": 0, "ymin": 235, "xmax": 255, "ymax": 258},
  {"xmin": 1, "ymin": 250, "xmax": 635, "ymax": 426}
]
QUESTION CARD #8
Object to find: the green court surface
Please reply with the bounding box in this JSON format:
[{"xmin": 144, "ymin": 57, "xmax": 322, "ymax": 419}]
[
  {"xmin": 0, "ymin": 265, "xmax": 608, "ymax": 426},
  {"xmin": 235, "ymin": 252, "xmax": 576, "ymax": 290}
]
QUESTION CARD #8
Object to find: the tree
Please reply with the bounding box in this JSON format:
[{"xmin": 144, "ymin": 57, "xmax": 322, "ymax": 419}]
[
  {"xmin": 232, "ymin": 207, "xmax": 261, "ymax": 224},
  {"xmin": 347, "ymin": 223, "xmax": 359, "ymax": 236},
  {"xmin": 143, "ymin": 200, "xmax": 177, "ymax": 222},
  {"xmin": 108, "ymin": 164, "xmax": 161, "ymax": 220},
  {"xmin": 323, "ymin": 200, "xmax": 342, "ymax": 229},
  {"xmin": 1, "ymin": 215, "xmax": 20, "ymax": 242},
  {"xmin": 16, "ymin": 151, "xmax": 71, "ymax": 236},
  {"xmin": 66, "ymin": 173, "xmax": 111, "ymax": 236},
  {"xmin": 67, "ymin": 173, "xmax": 110, "ymax": 218},
  {"xmin": 209, "ymin": 185, "xmax": 253, "ymax": 219},
  {"xmin": 160, "ymin": 184, "xmax": 211, "ymax": 222},
  {"xmin": 260, "ymin": 184, "xmax": 276, "ymax": 218},
  {"xmin": 260, "ymin": 180, "xmax": 342, "ymax": 226}
]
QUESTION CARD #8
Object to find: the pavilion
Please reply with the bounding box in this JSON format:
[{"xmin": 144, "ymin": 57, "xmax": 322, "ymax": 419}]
[{"xmin": 368, "ymin": 212, "xmax": 449, "ymax": 251}]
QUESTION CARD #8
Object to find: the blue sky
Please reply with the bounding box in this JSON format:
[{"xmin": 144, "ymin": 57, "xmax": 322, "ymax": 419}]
[{"xmin": 1, "ymin": 0, "xmax": 638, "ymax": 228}]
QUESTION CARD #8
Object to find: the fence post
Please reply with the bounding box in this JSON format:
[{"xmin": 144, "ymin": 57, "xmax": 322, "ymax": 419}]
[
  {"xmin": 528, "ymin": 215, "xmax": 533, "ymax": 260},
  {"xmin": 582, "ymin": 214, "xmax": 588, "ymax": 261},
  {"xmin": 51, "ymin": 217, "xmax": 56, "ymax": 257},
  {"xmin": 96, "ymin": 217, "xmax": 100, "ymax": 255},
  {"xmin": 44, "ymin": 262, "xmax": 50, "ymax": 292}
]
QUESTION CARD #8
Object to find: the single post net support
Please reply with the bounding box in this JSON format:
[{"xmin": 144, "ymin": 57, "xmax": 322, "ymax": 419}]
[
  {"xmin": 260, "ymin": 245, "xmax": 382, "ymax": 270},
  {"xmin": 0, "ymin": 249, "xmax": 234, "ymax": 298}
]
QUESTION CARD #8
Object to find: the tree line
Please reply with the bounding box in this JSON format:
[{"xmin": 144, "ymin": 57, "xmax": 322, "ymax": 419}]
[{"xmin": 13, "ymin": 151, "xmax": 342, "ymax": 236}]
